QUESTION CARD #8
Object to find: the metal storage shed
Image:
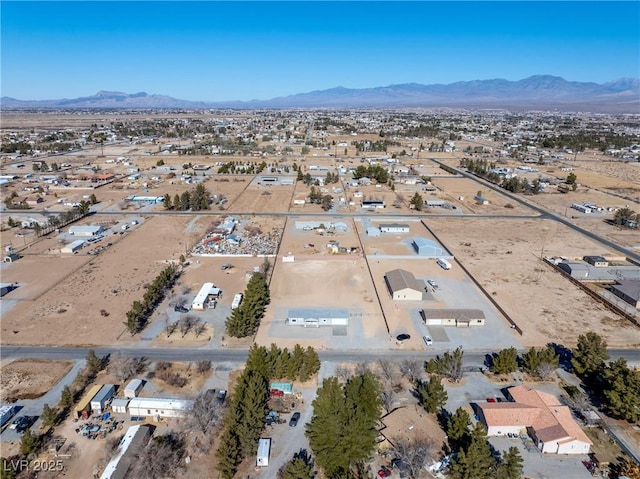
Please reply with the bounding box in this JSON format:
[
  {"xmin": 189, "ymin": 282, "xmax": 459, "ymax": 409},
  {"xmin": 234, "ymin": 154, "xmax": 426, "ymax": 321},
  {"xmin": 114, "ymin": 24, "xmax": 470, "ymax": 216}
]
[
  {"xmin": 366, "ymin": 226, "xmax": 381, "ymax": 237},
  {"xmin": 91, "ymin": 384, "xmax": 116, "ymax": 414},
  {"xmin": 412, "ymin": 238, "xmax": 445, "ymax": 257},
  {"xmin": 384, "ymin": 269, "xmax": 424, "ymax": 301},
  {"xmin": 74, "ymin": 384, "xmax": 103, "ymax": 418},
  {"xmin": 124, "ymin": 379, "xmax": 144, "ymax": 399},
  {"xmin": 61, "ymin": 239, "xmax": 85, "ymax": 254}
]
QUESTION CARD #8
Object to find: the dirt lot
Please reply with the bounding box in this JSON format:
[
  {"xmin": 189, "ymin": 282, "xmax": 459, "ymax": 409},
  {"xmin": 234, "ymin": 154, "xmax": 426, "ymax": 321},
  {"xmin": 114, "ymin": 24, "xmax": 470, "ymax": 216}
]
[
  {"xmin": 0, "ymin": 359, "xmax": 73, "ymax": 400},
  {"xmin": 258, "ymin": 258, "xmax": 387, "ymax": 349},
  {"xmin": 356, "ymin": 219, "xmax": 441, "ymax": 256},
  {"xmin": 1, "ymin": 215, "xmax": 207, "ymax": 346},
  {"xmin": 278, "ymin": 217, "xmax": 360, "ymax": 256},
  {"xmin": 428, "ymin": 217, "xmax": 640, "ymax": 348},
  {"xmin": 227, "ymin": 179, "xmax": 294, "ymax": 213}
]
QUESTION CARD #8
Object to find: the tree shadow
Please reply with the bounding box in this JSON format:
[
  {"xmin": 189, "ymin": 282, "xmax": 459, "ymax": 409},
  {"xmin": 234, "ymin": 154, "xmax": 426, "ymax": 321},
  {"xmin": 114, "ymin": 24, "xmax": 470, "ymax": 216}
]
[{"xmin": 547, "ymin": 342, "xmax": 573, "ymax": 371}]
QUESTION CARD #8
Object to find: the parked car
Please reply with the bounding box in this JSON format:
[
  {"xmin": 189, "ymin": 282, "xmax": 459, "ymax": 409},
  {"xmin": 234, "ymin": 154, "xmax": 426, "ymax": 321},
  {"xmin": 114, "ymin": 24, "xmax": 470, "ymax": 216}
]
[
  {"xmin": 396, "ymin": 333, "xmax": 411, "ymax": 342},
  {"xmin": 289, "ymin": 412, "xmax": 301, "ymax": 427},
  {"xmin": 486, "ymin": 397, "xmax": 497, "ymax": 403},
  {"xmin": 216, "ymin": 390, "xmax": 227, "ymax": 405},
  {"xmin": 423, "ymin": 335, "xmax": 433, "ymax": 346},
  {"xmin": 13, "ymin": 416, "xmax": 34, "ymax": 434},
  {"xmin": 174, "ymin": 305, "xmax": 189, "ymax": 313},
  {"xmin": 377, "ymin": 466, "xmax": 392, "ymax": 477}
]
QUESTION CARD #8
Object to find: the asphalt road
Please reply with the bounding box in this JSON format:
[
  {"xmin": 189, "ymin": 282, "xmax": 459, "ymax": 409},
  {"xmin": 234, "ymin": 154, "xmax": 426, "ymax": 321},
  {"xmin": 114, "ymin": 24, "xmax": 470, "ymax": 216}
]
[{"xmin": 1, "ymin": 345, "xmax": 638, "ymax": 366}]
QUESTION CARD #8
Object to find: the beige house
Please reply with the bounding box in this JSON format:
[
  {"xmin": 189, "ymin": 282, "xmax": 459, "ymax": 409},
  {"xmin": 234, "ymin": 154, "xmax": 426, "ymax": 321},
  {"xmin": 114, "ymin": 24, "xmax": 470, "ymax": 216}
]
[
  {"xmin": 420, "ymin": 309, "xmax": 485, "ymax": 327},
  {"xmin": 477, "ymin": 385, "xmax": 592, "ymax": 455},
  {"xmin": 384, "ymin": 269, "xmax": 424, "ymax": 301}
]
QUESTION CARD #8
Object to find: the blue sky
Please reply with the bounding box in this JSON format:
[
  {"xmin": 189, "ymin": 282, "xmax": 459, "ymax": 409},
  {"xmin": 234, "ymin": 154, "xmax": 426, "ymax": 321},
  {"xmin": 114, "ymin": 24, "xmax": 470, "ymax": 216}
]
[{"xmin": 2, "ymin": 1, "xmax": 638, "ymax": 101}]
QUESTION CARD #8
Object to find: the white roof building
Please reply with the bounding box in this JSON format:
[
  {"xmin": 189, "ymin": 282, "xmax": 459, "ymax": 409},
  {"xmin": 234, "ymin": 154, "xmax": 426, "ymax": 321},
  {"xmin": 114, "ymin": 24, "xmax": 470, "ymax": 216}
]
[{"xmin": 127, "ymin": 397, "xmax": 193, "ymax": 419}]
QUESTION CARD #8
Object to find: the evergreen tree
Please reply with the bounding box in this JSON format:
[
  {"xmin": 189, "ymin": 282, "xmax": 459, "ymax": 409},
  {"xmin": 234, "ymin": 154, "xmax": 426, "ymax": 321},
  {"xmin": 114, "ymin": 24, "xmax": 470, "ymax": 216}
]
[
  {"xmin": 287, "ymin": 344, "xmax": 305, "ymax": 380},
  {"xmin": 60, "ymin": 385, "xmax": 74, "ymax": 407},
  {"xmin": 306, "ymin": 377, "xmax": 348, "ymax": 477},
  {"xmin": 300, "ymin": 346, "xmax": 321, "ymax": 381},
  {"xmin": 572, "ymin": 331, "xmax": 609, "ymax": 381},
  {"xmin": 448, "ymin": 423, "xmax": 496, "ymax": 479},
  {"xmin": 278, "ymin": 451, "xmax": 314, "ymax": 479},
  {"xmin": 446, "ymin": 407, "xmax": 471, "ymax": 452},
  {"xmin": 20, "ymin": 428, "xmax": 40, "ymax": 455},
  {"xmin": 492, "ymin": 347, "xmax": 519, "ymax": 375},
  {"xmin": 86, "ymin": 349, "xmax": 104, "ymax": 377},
  {"xmin": 41, "ymin": 404, "xmax": 58, "ymax": 428},
  {"xmin": 410, "ymin": 192, "xmax": 424, "ymax": 211},
  {"xmin": 173, "ymin": 194, "xmax": 181, "ymax": 210},
  {"xmin": 163, "ymin": 193, "xmax": 172, "ymax": 210},
  {"xmin": 497, "ymin": 446, "xmax": 524, "ymax": 479},
  {"xmin": 215, "ymin": 428, "xmax": 241, "ymax": 479},
  {"xmin": 417, "ymin": 376, "xmax": 448, "ymax": 413},
  {"xmin": 600, "ymin": 358, "xmax": 640, "ymax": 422}
]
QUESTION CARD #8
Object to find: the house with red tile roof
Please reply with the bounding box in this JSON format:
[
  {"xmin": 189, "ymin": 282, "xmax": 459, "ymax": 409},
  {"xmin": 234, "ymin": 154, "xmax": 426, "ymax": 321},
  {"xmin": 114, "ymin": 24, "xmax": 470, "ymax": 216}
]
[{"xmin": 476, "ymin": 385, "xmax": 592, "ymax": 454}]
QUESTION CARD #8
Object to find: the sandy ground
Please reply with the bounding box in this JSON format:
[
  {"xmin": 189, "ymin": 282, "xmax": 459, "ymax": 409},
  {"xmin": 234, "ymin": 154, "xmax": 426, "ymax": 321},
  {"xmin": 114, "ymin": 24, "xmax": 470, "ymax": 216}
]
[
  {"xmin": 1, "ymin": 215, "xmax": 207, "ymax": 346},
  {"xmin": 428, "ymin": 217, "xmax": 640, "ymax": 348},
  {"xmin": 356, "ymin": 219, "xmax": 442, "ymax": 256},
  {"xmin": 227, "ymin": 180, "xmax": 295, "ymax": 213},
  {"xmin": 278, "ymin": 217, "xmax": 360, "ymax": 256},
  {"xmin": 258, "ymin": 258, "xmax": 387, "ymax": 349},
  {"xmin": 0, "ymin": 359, "xmax": 73, "ymax": 400}
]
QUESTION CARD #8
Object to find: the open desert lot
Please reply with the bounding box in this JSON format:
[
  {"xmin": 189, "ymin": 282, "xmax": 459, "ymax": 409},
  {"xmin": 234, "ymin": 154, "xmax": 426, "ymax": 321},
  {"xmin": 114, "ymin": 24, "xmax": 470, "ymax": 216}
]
[
  {"xmin": 257, "ymin": 258, "xmax": 388, "ymax": 350},
  {"xmin": 0, "ymin": 359, "xmax": 73, "ymax": 401},
  {"xmin": 428, "ymin": 217, "xmax": 640, "ymax": 348},
  {"xmin": 0, "ymin": 215, "xmax": 207, "ymax": 346},
  {"xmin": 227, "ymin": 179, "xmax": 294, "ymax": 213}
]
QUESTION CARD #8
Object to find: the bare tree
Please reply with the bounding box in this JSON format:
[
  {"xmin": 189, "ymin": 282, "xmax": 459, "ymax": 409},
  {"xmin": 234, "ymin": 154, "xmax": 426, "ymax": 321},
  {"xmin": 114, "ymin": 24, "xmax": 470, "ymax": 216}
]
[
  {"xmin": 392, "ymin": 436, "xmax": 436, "ymax": 479},
  {"xmin": 164, "ymin": 316, "xmax": 178, "ymax": 338},
  {"xmin": 193, "ymin": 320, "xmax": 207, "ymax": 338},
  {"xmin": 354, "ymin": 362, "xmax": 370, "ymax": 376},
  {"xmin": 399, "ymin": 359, "xmax": 422, "ymax": 384},
  {"xmin": 536, "ymin": 361, "xmax": 557, "ymax": 381},
  {"xmin": 109, "ymin": 354, "xmax": 146, "ymax": 383},
  {"xmin": 131, "ymin": 432, "xmax": 186, "ymax": 479},
  {"xmin": 187, "ymin": 391, "xmax": 222, "ymax": 437},
  {"xmin": 377, "ymin": 359, "xmax": 397, "ymax": 386},
  {"xmin": 179, "ymin": 314, "xmax": 196, "ymax": 338},
  {"xmin": 381, "ymin": 389, "xmax": 396, "ymax": 414},
  {"xmin": 335, "ymin": 365, "xmax": 352, "ymax": 383},
  {"xmin": 196, "ymin": 360, "xmax": 211, "ymax": 374}
]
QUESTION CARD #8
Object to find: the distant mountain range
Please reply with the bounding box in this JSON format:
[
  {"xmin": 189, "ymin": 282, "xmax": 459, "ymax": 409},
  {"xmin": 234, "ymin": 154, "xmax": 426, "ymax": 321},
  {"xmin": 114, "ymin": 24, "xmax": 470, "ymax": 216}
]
[{"xmin": 2, "ymin": 76, "xmax": 639, "ymax": 112}]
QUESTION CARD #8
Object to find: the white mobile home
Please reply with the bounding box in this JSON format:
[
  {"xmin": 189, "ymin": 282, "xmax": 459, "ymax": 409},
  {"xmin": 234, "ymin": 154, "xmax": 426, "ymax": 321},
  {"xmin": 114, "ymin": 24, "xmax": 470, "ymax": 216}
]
[
  {"xmin": 256, "ymin": 438, "xmax": 271, "ymax": 467},
  {"xmin": 111, "ymin": 398, "xmax": 130, "ymax": 414},
  {"xmin": 127, "ymin": 397, "xmax": 193, "ymax": 419},
  {"xmin": 192, "ymin": 282, "xmax": 217, "ymax": 310}
]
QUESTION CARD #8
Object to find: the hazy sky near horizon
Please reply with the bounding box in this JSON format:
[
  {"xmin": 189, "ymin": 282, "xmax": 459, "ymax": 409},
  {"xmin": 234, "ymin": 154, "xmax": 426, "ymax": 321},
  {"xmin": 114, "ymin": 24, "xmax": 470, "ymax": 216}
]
[{"xmin": 2, "ymin": 1, "xmax": 638, "ymax": 101}]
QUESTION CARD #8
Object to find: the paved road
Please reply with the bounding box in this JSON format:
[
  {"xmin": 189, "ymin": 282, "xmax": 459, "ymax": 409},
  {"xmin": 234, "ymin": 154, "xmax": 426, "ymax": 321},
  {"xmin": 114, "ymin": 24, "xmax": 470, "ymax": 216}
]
[
  {"xmin": 1, "ymin": 345, "xmax": 638, "ymax": 365},
  {"xmin": 427, "ymin": 158, "xmax": 640, "ymax": 262}
]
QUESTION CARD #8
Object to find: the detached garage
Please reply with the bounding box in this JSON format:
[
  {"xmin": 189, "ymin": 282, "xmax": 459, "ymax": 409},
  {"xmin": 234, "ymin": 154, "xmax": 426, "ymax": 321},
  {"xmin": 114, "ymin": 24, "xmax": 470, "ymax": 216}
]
[
  {"xmin": 412, "ymin": 238, "xmax": 445, "ymax": 257},
  {"xmin": 384, "ymin": 269, "xmax": 424, "ymax": 301},
  {"xmin": 420, "ymin": 309, "xmax": 486, "ymax": 327},
  {"xmin": 61, "ymin": 239, "xmax": 85, "ymax": 254}
]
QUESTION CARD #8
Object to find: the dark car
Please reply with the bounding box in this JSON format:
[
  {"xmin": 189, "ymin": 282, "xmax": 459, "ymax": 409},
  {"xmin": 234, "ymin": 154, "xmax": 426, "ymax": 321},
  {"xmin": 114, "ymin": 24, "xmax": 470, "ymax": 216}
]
[
  {"xmin": 396, "ymin": 333, "xmax": 411, "ymax": 342},
  {"xmin": 174, "ymin": 305, "xmax": 189, "ymax": 313},
  {"xmin": 14, "ymin": 416, "xmax": 35, "ymax": 434},
  {"xmin": 216, "ymin": 390, "xmax": 227, "ymax": 405},
  {"xmin": 289, "ymin": 412, "xmax": 301, "ymax": 427}
]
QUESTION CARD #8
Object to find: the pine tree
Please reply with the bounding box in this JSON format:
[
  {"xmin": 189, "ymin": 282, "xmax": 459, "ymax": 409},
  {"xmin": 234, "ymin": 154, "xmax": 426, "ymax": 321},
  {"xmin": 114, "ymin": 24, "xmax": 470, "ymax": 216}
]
[
  {"xmin": 20, "ymin": 428, "xmax": 40, "ymax": 455},
  {"xmin": 418, "ymin": 376, "xmax": 448, "ymax": 413},
  {"xmin": 572, "ymin": 331, "xmax": 609, "ymax": 381},
  {"xmin": 492, "ymin": 347, "xmax": 519, "ymax": 375},
  {"xmin": 306, "ymin": 377, "xmax": 349, "ymax": 478},
  {"xmin": 600, "ymin": 358, "xmax": 640, "ymax": 422},
  {"xmin": 279, "ymin": 454, "xmax": 314, "ymax": 479},
  {"xmin": 215, "ymin": 428, "xmax": 241, "ymax": 479},
  {"xmin": 497, "ymin": 446, "xmax": 524, "ymax": 479},
  {"xmin": 287, "ymin": 344, "xmax": 305, "ymax": 380},
  {"xmin": 173, "ymin": 194, "xmax": 181, "ymax": 211},
  {"xmin": 446, "ymin": 407, "xmax": 471, "ymax": 452},
  {"xmin": 300, "ymin": 346, "xmax": 321, "ymax": 382},
  {"xmin": 236, "ymin": 371, "xmax": 269, "ymax": 457},
  {"xmin": 86, "ymin": 349, "xmax": 104, "ymax": 376},
  {"xmin": 163, "ymin": 193, "xmax": 172, "ymax": 210},
  {"xmin": 41, "ymin": 404, "xmax": 58, "ymax": 428},
  {"xmin": 449, "ymin": 423, "xmax": 497, "ymax": 479},
  {"xmin": 60, "ymin": 385, "xmax": 74, "ymax": 407}
]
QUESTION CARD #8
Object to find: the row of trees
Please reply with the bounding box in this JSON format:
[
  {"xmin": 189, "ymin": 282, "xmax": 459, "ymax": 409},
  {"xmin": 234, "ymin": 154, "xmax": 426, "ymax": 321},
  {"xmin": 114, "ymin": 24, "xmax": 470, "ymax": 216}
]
[
  {"xmin": 572, "ymin": 332, "xmax": 640, "ymax": 422},
  {"xmin": 162, "ymin": 184, "xmax": 210, "ymax": 211},
  {"xmin": 490, "ymin": 346, "xmax": 559, "ymax": 380},
  {"xmin": 245, "ymin": 343, "xmax": 321, "ymax": 383},
  {"xmin": 125, "ymin": 264, "xmax": 180, "ymax": 334},
  {"xmin": 217, "ymin": 161, "xmax": 267, "ymax": 174},
  {"xmin": 352, "ymin": 164, "xmax": 389, "ymax": 184},
  {"xmin": 306, "ymin": 372, "xmax": 382, "ymax": 477},
  {"xmin": 225, "ymin": 272, "xmax": 270, "ymax": 338},
  {"xmin": 215, "ymin": 344, "xmax": 320, "ymax": 478}
]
